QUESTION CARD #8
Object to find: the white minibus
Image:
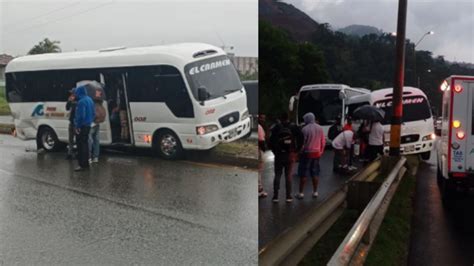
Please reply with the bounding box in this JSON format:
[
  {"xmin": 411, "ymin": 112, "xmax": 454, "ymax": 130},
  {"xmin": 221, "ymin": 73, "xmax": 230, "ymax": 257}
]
[
  {"xmin": 5, "ymin": 43, "xmax": 251, "ymax": 159},
  {"xmin": 347, "ymin": 86, "xmax": 435, "ymax": 159},
  {"xmin": 437, "ymin": 76, "xmax": 474, "ymax": 202},
  {"xmin": 292, "ymin": 84, "xmax": 369, "ymax": 143}
]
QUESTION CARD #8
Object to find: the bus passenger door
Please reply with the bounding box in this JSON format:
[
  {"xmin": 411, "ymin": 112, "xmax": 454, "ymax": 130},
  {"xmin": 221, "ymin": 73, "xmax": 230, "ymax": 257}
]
[{"xmin": 77, "ymin": 78, "xmax": 113, "ymax": 145}]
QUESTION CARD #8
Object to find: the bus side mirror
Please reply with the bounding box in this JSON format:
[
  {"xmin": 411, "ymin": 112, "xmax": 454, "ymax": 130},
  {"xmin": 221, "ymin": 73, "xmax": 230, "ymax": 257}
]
[
  {"xmin": 198, "ymin": 87, "xmax": 209, "ymax": 103},
  {"xmin": 339, "ymin": 90, "xmax": 347, "ymax": 100},
  {"xmin": 289, "ymin": 96, "xmax": 295, "ymax": 112}
]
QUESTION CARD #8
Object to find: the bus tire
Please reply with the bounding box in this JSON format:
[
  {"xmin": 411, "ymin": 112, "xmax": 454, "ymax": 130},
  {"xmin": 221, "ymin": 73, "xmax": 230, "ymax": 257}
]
[
  {"xmin": 154, "ymin": 130, "xmax": 183, "ymax": 160},
  {"xmin": 420, "ymin": 151, "xmax": 431, "ymax": 160},
  {"xmin": 441, "ymin": 178, "xmax": 455, "ymax": 208},
  {"xmin": 436, "ymin": 164, "xmax": 442, "ymax": 186},
  {"xmin": 38, "ymin": 126, "xmax": 61, "ymax": 152}
]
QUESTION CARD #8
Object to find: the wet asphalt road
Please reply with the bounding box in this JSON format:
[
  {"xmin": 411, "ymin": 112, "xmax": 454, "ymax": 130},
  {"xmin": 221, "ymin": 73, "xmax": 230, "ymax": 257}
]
[
  {"xmin": 0, "ymin": 134, "xmax": 257, "ymax": 265},
  {"xmin": 258, "ymin": 150, "xmax": 353, "ymax": 249},
  {"xmin": 408, "ymin": 150, "xmax": 474, "ymax": 266}
]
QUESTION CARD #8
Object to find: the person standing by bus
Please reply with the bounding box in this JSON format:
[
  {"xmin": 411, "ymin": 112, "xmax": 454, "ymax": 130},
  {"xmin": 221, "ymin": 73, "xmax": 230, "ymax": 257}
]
[
  {"xmin": 89, "ymin": 97, "xmax": 106, "ymax": 163},
  {"xmin": 367, "ymin": 121, "xmax": 384, "ymax": 161},
  {"xmin": 65, "ymin": 89, "xmax": 77, "ymax": 160},
  {"xmin": 296, "ymin": 112, "xmax": 325, "ymax": 199},
  {"xmin": 74, "ymin": 86, "xmax": 95, "ymax": 171},
  {"xmin": 332, "ymin": 126, "xmax": 354, "ymax": 172},
  {"xmin": 268, "ymin": 113, "xmax": 302, "ymax": 203},
  {"xmin": 258, "ymin": 116, "xmax": 268, "ymax": 198}
]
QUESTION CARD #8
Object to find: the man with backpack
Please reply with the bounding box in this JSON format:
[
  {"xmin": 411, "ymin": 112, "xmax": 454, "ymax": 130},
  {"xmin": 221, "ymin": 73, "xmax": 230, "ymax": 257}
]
[
  {"xmin": 73, "ymin": 85, "xmax": 95, "ymax": 172},
  {"xmin": 89, "ymin": 92, "xmax": 107, "ymax": 163},
  {"xmin": 268, "ymin": 113, "xmax": 303, "ymax": 203}
]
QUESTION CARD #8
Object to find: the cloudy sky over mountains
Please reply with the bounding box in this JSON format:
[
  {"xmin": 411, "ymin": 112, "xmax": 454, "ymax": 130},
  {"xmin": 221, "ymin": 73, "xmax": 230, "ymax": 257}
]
[{"xmin": 285, "ymin": 0, "xmax": 474, "ymax": 63}]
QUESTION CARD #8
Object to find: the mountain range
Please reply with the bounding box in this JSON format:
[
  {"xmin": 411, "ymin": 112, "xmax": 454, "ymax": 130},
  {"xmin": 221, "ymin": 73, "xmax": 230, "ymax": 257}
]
[{"xmin": 260, "ymin": 0, "xmax": 385, "ymax": 41}]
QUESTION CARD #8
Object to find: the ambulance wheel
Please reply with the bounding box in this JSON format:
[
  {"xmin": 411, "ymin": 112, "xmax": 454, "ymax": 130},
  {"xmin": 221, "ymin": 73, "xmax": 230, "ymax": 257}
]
[
  {"xmin": 154, "ymin": 130, "xmax": 183, "ymax": 160},
  {"xmin": 38, "ymin": 126, "xmax": 61, "ymax": 152},
  {"xmin": 420, "ymin": 151, "xmax": 431, "ymax": 160}
]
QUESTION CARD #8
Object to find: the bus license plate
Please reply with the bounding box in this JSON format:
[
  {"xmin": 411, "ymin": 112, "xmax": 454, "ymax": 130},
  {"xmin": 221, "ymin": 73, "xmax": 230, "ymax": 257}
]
[
  {"xmin": 228, "ymin": 128, "xmax": 238, "ymax": 138},
  {"xmin": 405, "ymin": 145, "xmax": 415, "ymax": 152}
]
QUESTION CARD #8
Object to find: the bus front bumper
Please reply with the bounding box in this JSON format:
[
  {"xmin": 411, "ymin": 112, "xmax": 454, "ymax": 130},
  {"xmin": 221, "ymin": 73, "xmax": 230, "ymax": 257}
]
[
  {"xmin": 196, "ymin": 118, "xmax": 251, "ymax": 150},
  {"xmin": 383, "ymin": 140, "xmax": 435, "ymax": 155}
]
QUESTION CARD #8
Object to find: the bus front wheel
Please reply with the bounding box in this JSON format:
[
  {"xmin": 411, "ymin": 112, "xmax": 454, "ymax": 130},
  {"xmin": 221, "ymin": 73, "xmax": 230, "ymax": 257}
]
[
  {"xmin": 420, "ymin": 151, "xmax": 431, "ymax": 160},
  {"xmin": 38, "ymin": 126, "xmax": 61, "ymax": 152},
  {"xmin": 154, "ymin": 130, "xmax": 183, "ymax": 160}
]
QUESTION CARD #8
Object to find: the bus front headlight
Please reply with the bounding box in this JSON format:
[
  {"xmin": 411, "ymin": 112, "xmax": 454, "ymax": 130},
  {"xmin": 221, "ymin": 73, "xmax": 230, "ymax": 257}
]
[
  {"xmin": 422, "ymin": 133, "xmax": 436, "ymax": 141},
  {"xmin": 196, "ymin": 124, "xmax": 219, "ymax": 135},
  {"xmin": 241, "ymin": 110, "xmax": 249, "ymax": 121}
]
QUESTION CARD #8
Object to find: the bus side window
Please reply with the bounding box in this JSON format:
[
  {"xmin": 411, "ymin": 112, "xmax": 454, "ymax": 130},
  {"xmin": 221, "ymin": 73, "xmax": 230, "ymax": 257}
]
[
  {"xmin": 157, "ymin": 66, "xmax": 194, "ymax": 118},
  {"xmin": 6, "ymin": 73, "xmax": 24, "ymax": 102},
  {"xmin": 127, "ymin": 66, "xmax": 194, "ymax": 118}
]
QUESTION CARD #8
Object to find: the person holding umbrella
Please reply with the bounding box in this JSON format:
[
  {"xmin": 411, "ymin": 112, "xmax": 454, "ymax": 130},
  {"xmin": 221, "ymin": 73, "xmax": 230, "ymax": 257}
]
[{"xmin": 73, "ymin": 85, "xmax": 95, "ymax": 172}]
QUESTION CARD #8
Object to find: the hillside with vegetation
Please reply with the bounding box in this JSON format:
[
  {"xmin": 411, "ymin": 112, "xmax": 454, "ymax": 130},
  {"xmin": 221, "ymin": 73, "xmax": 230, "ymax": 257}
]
[{"xmin": 260, "ymin": 0, "xmax": 474, "ymax": 116}]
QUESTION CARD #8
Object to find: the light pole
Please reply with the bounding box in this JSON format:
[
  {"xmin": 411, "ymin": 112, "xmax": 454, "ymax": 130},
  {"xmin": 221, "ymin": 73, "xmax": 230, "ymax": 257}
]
[
  {"xmin": 413, "ymin": 31, "xmax": 434, "ymax": 87},
  {"xmin": 389, "ymin": 0, "xmax": 407, "ymax": 157}
]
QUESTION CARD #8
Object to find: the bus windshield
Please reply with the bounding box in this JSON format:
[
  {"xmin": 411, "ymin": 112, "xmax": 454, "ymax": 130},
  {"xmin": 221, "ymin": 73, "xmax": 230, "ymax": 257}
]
[
  {"xmin": 298, "ymin": 89, "xmax": 341, "ymax": 126},
  {"xmin": 185, "ymin": 55, "xmax": 242, "ymax": 101},
  {"xmin": 374, "ymin": 96, "xmax": 432, "ymax": 125}
]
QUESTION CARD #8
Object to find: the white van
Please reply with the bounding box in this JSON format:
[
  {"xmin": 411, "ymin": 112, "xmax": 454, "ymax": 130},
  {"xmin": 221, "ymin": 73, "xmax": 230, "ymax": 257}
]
[
  {"xmin": 292, "ymin": 84, "xmax": 369, "ymax": 143},
  {"xmin": 5, "ymin": 43, "xmax": 251, "ymax": 159},
  {"xmin": 347, "ymin": 86, "xmax": 435, "ymax": 160},
  {"xmin": 437, "ymin": 76, "xmax": 474, "ymax": 201}
]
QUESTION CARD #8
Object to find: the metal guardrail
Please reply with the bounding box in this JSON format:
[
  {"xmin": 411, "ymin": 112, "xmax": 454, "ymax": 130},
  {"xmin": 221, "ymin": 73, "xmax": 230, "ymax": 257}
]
[
  {"xmin": 328, "ymin": 157, "xmax": 407, "ymax": 266},
  {"xmin": 259, "ymin": 158, "xmax": 383, "ymax": 266}
]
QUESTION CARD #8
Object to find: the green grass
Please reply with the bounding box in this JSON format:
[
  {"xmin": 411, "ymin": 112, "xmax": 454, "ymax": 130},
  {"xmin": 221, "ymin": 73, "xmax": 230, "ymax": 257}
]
[
  {"xmin": 0, "ymin": 86, "xmax": 11, "ymax": 116},
  {"xmin": 299, "ymin": 210, "xmax": 360, "ymax": 266},
  {"xmin": 214, "ymin": 138, "xmax": 257, "ymax": 159},
  {"xmin": 365, "ymin": 171, "xmax": 416, "ymax": 266}
]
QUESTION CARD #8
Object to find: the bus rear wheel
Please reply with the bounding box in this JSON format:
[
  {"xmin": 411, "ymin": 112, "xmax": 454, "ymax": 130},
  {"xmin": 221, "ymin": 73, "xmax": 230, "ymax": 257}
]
[
  {"xmin": 38, "ymin": 126, "xmax": 61, "ymax": 152},
  {"xmin": 154, "ymin": 130, "xmax": 183, "ymax": 160}
]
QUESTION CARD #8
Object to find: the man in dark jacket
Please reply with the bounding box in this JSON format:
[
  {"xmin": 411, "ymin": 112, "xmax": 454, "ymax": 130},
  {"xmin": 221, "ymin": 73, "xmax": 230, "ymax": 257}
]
[
  {"xmin": 268, "ymin": 113, "xmax": 303, "ymax": 203},
  {"xmin": 65, "ymin": 90, "xmax": 77, "ymax": 159},
  {"xmin": 73, "ymin": 86, "xmax": 95, "ymax": 171}
]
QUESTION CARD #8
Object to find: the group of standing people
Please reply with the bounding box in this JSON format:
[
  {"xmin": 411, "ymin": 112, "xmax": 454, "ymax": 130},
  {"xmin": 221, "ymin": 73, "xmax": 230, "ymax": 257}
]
[
  {"xmin": 329, "ymin": 117, "xmax": 384, "ymax": 173},
  {"xmin": 66, "ymin": 85, "xmax": 106, "ymax": 172},
  {"xmin": 258, "ymin": 112, "xmax": 385, "ymax": 203},
  {"xmin": 259, "ymin": 112, "xmax": 325, "ymax": 203}
]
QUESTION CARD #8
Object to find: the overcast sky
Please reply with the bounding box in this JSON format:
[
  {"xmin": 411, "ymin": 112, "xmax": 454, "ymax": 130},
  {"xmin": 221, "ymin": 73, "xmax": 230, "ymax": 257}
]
[
  {"xmin": 0, "ymin": 0, "xmax": 257, "ymax": 57},
  {"xmin": 284, "ymin": 0, "xmax": 474, "ymax": 63}
]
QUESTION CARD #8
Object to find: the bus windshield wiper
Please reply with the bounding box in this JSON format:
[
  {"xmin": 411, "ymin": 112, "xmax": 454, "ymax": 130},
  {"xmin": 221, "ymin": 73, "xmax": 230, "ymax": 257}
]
[{"xmin": 224, "ymin": 89, "xmax": 239, "ymax": 93}]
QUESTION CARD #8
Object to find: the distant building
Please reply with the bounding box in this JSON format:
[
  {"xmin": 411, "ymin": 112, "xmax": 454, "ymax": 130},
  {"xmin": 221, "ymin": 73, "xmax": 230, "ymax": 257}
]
[
  {"xmin": 0, "ymin": 54, "xmax": 14, "ymax": 86},
  {"xmin": 230, "ymin": 56, "xmax": 258, "ymax": 75}
]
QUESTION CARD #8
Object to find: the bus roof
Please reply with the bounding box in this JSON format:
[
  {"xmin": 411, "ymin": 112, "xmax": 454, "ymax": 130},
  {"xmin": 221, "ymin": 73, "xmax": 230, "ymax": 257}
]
[
  {"xmin": 300, "ymin": 84, "xmax": 350, "ymax": 92},
  {"xmin": 6, "ymin": 42, "xmax": 226, "ymax": 73},
  {"xmin": 371, "ymin": 86, "xmax": 428, "ymax": 100},
  {"xmin": 347, "ymin": 86, "xmax": 428, "ymax": 105}
]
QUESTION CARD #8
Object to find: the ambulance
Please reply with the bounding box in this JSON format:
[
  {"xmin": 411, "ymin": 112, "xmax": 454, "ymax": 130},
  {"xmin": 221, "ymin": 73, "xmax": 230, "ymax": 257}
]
[{"xmin": 437, "ymin": 75, "xmax": 474, "ymax": 202}]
